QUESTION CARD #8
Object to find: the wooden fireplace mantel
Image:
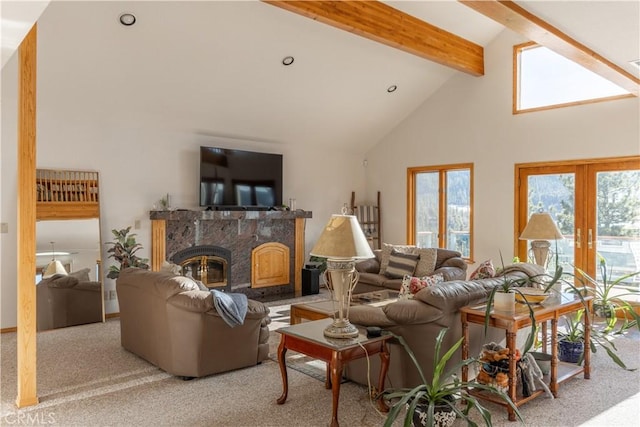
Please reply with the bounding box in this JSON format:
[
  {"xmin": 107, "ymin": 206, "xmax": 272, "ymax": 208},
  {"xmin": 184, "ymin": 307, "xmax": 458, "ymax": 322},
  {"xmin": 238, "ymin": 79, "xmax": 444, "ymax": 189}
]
[{"xmin": 150, "ymin": 209, "xmax": 311, "ymax": 296}]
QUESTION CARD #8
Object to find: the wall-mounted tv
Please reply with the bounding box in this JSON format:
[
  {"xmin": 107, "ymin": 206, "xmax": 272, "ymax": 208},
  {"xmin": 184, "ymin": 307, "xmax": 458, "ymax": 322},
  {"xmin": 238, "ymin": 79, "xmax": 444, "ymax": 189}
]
[{"xmin": 199, "ymin": 146, "xmax": 283, "ymax": 209}]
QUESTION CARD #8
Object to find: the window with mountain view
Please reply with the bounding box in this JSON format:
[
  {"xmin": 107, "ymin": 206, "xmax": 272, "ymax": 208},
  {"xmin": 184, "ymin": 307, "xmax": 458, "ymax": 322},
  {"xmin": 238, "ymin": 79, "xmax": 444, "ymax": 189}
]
[
  {"xmin": 514, "ymin": 43, "xmax": 631, "ymax": 113},
  {"xmin": 407, "ymin": 164, "xmax": 473, "ymax": 259}
]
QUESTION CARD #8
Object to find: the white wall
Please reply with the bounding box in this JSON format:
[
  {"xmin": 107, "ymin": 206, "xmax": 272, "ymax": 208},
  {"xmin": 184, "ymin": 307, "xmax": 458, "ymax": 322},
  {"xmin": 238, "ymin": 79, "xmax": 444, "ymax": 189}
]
[
  {"xmin": 0, "ymin": 52, "xmax": 366, "ymax": 328},
  {"xmin": 365, "ymin": 29, "xmax": 640, "ymax": 269}
]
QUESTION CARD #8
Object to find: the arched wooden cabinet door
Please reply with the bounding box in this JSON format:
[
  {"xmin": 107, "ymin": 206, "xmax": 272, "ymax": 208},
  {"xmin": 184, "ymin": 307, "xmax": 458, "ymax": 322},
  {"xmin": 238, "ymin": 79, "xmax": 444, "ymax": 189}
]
[{"xmin": 251, "ymin": 242, "xmax": 290, "ymax": 288}]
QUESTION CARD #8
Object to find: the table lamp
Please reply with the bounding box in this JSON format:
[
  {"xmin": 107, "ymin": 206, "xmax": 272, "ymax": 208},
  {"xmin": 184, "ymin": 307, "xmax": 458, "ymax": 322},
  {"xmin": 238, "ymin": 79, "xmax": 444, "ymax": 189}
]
[
  {"xmin": 310, "ymin": 213, "xmax": 374, "ymax": 338},
  {"xmin": 519, "ymin": 212, "xmax": 564, "ymax": 267}
]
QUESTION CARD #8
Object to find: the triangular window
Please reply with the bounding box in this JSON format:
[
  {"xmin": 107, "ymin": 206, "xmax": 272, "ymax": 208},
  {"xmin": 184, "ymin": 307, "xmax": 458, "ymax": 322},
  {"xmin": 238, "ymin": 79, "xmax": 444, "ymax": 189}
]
[{"xmin": 515, "ymin": 43, "xmax": 631, "ymax": 113}]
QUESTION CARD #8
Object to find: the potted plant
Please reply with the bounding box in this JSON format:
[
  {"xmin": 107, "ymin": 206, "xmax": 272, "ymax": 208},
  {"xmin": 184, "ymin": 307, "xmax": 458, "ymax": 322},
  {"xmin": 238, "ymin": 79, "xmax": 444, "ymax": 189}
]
[
  {"xmin": 383, "ymin": 329, "xmax": 523, "ymax": 427},
  {"xmin": 572, "ymin": 255, "xmax": 640, "ymax": 334},
  {"xmin": 105, "ymin": 226, "xmax": 149, "ymax": 279},
  {"xmin": 556, "ymin": 309, "xmax": 634, "ymax": 370}
]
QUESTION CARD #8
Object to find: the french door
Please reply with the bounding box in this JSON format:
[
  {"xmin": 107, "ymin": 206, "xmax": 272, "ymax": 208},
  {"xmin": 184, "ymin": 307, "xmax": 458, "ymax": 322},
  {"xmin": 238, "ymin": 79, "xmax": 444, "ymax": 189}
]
[{"xmin": 516, "ymin": 157, "xmax": 640, "ymax": 286}]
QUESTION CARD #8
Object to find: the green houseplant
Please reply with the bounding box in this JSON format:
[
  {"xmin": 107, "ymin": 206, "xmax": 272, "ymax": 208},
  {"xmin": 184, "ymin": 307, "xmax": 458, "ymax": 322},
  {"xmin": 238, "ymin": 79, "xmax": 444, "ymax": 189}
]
[
  {"xmin": 383, "ymin": 328, "xmax": 522, "ymax": 427},
  {"xmin": 572, "ymin": 255, "xmax": 640, "ymax": 334},
  {"xmin": 105, "ymin": 226, "xmax": 149, "ymax": 279}
]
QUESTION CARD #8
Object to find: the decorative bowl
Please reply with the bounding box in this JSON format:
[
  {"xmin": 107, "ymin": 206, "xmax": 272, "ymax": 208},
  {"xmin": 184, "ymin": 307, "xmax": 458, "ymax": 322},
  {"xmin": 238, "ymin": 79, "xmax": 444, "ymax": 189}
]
[{"xmin": 514, "ymin": 288, "xmax": 550, "ymax": 304}]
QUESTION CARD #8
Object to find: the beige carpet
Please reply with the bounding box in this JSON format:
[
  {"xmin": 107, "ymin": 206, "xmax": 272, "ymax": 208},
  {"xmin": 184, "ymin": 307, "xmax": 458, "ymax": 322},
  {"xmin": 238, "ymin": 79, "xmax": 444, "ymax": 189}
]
[{"xmin": 1, "ymin": 298, "xmax": 639, "ymax": 426}]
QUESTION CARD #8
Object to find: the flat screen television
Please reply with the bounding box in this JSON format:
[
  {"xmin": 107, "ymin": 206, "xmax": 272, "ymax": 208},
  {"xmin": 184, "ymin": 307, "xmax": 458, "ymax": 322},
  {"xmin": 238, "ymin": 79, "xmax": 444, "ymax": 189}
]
[{"xmin": 199, "ymin": 146, "xmax": 283, "ymax": 209}]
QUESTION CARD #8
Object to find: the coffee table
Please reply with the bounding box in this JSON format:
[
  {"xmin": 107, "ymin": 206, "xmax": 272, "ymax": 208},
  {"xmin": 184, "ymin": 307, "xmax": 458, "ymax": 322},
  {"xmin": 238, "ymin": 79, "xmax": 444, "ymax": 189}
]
[
  {"xmin": 276, "ymin": 318, "xmax": 391, "ymax": 427},
  {"xmin": 290, "ymin": 289, "xmax": 398, "ymax": 325}
]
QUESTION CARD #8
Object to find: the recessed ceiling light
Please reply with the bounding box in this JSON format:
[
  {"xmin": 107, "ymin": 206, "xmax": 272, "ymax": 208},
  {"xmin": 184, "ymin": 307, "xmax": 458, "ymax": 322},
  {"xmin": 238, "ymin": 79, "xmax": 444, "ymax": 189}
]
[
  {"xmin": 387, "ymin": 85, "xmax": 397, "ymax": 93},
  {"xmin": 282, "ymin": 56, "xmax": 294, "ymax": 66},
  {"xmin": 119, "ymin": 13, "xmax": 136, "ymax": 26}
]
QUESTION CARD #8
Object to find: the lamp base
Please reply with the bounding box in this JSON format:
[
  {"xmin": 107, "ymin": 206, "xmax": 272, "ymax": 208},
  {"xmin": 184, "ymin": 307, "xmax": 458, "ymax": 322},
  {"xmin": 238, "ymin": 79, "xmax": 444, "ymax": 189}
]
[{"xmin": 324, "ymin": 319, "xmax": 359, "ymax": 339}]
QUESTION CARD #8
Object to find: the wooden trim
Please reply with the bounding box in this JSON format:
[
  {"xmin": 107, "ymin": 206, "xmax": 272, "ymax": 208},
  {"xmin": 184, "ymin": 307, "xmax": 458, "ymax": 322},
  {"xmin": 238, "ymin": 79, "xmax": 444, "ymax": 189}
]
[
  {"xmin": 151, "ymin": 220, "xmax": 166, "ymax": 271},
  {"xmin": 16, "ymin": 23, "xmax": 39, "ymax": 408},
  {"xmin": 461, "ymin": 0, "xmax": 639, "ymax": 96},
  {"xmin": 264, "ymin": 0, "xmax": 484, "ymax": 76},
  {"xmin": 294, "ymin": 218, "xmax": 305, "ymax": 297},
  {"xmin": 1, "ymin": 327, "xmax": 18, "ymax": 334},
  {"xmin": 105, "ymin": 312, "xmax": 120, "ymax": 319}
]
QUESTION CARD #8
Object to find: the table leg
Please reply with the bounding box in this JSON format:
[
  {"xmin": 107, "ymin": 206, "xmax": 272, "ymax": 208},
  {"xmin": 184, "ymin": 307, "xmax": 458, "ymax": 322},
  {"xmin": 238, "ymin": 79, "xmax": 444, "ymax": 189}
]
[
  {"xmin": 506, "ymin": 330, "xmax": 517, "ymax": 422},
  {"xmin": 330, "ymin": 351, "xmax": 343, "ymax": 427},
  {"xmin": 550, "ymin": 318, "xmax": 558, "ymax": 397},
  {"xmin": 376, "ymin": 341, "xmax": 390, "ymax": 412},
  {"xmin": 276, "ymin": 336, "xmax": 289, "ymax": 405},
  {"xmin": 461, "ymin": 313, "xmax": 469, "ymax": 382},
  {"xmin": 325, "ymin": 363, "xmax": 331, "ymax": 389}
]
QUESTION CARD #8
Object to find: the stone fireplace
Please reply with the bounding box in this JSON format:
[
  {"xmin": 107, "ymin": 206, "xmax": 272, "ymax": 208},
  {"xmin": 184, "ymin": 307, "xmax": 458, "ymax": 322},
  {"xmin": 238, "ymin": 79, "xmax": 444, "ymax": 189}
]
[
  {"xmin": 150, "ymin": 209, "xmax": 312, "ymax": 298},
  {"xmin": 170, "ymin": 245, "xmax": 231, "ymax": 290}
]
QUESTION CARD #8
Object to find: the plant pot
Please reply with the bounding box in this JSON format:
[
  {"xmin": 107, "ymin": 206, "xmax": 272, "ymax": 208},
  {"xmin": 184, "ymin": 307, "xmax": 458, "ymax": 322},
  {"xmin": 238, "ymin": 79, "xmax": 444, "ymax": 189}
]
[
  {"xmin": 411, "ymin": 402, "xmax": 456, "ymax": 427},
  {"xmin": 494, "ymin": 291, "xmax": 515, "ymax": 312},
  {"xmin": 530, "ymin": 351, "xmax": 551, "ymax": 375},
  {"xmin": 558, "ymin": 339, "xmax": 584, "ymax": 363}
]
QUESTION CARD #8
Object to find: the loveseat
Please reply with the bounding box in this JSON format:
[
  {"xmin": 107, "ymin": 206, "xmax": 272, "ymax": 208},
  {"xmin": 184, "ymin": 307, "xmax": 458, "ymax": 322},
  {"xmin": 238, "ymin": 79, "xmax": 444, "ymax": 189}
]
[
  {"xmin": 36, "ymin": 268, "xmax": 103, "ymax": 331},
  {"xmin": 116, "ymin": 268, "xmax": 271, "ymax": 378},
  {"xmin": 346, "ymin": 263, "xmax": 546, "ymax": 389},
  {"xmin": 354, "ymin": 246, "xmax": 467, "ymax": 294}
]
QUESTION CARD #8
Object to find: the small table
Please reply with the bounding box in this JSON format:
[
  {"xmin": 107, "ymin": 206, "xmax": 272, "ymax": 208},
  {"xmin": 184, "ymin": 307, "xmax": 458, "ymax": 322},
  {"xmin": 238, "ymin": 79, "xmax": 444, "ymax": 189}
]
[
  {"xmin": 460, "ymin": 293, "xmax": 593, "ymax": 421},
  {"xmin": 276, "ymin": 318, "xmax": 391, "ymax": 427},
  {"xmin": 290, "ymin": 290, "xmax": 398, "ymax": 325}
]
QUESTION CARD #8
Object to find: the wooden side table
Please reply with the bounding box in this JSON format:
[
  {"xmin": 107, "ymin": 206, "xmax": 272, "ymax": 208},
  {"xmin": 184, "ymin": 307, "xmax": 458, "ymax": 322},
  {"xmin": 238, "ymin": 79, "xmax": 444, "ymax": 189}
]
[
  {"xmin": 276, "ymin": 318, "xmax": 391, "ymax": 427},
  {"xmin": 460, "ymin": 294, "xmax": 593, "ymax": 421}
]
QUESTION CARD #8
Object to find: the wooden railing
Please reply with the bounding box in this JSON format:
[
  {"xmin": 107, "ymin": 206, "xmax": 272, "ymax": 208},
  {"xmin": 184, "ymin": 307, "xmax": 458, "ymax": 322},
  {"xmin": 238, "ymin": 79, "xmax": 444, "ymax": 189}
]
[{"xmin": 36, "ymin": 169, "xmax": 100, "ymax": 220}]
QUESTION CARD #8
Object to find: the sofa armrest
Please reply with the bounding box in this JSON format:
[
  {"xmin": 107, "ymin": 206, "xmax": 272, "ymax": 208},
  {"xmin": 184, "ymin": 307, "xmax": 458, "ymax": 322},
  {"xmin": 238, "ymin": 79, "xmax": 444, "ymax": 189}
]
[
  {"xmin": 349, "ymin": 306, "xmax": 397, "ymax": 328},
  {"xmin": 355, "ymin": 257, "xmax": 380, "ymax": 274},
  {"xmin": 434, "ymin": 266, "xmax": 467, "ymax": 282},
  {"xmin": 382, "ymin": 299, "xmax": 443, "ymax": 325},
  {"xmin": 415, "ymin": 280, "xmax": 490, "ymax": 312}
]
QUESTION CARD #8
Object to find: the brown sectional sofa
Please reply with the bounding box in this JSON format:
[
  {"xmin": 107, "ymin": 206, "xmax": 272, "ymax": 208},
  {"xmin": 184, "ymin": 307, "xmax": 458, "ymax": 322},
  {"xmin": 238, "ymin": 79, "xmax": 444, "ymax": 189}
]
[
  {"xmin": 354, "ymin": 248, "xmax": 468, "ymax": 294},
  {"xmin": 346, "ymin": 263, "xmax": 546, "ymax": 389},
  {"xmin": 116, "ymin": 268, "xmax": 271, "ymax": 378}
]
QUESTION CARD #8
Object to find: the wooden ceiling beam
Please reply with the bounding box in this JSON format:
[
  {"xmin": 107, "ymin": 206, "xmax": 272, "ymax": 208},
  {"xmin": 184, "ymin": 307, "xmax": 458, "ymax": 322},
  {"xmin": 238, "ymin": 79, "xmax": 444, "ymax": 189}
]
[
  {"xmin": 262, "ymin": 1, "xmax": 484, "ymax": 76},
  {"xmin": 460, "ymin": 0, "xmax": 639, "ymax": 96}
]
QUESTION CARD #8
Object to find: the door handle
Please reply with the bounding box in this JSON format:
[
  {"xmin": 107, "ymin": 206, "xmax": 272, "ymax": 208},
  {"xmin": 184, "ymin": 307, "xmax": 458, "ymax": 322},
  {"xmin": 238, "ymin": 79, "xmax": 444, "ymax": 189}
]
[
  {"xmin": 576, "ymin": 229, "xmax": 581, "ymax": 249},
  {"xmin": 588, "ymin": 229, "xmax": 593, "ymax": 249}
]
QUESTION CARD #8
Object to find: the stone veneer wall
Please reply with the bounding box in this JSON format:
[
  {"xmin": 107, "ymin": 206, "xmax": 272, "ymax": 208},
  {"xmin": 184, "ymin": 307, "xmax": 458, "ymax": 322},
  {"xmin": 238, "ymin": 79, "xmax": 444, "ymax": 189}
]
[{"xmin": 150, "ymin": 210, "xmax": 312, "ymax": 299}]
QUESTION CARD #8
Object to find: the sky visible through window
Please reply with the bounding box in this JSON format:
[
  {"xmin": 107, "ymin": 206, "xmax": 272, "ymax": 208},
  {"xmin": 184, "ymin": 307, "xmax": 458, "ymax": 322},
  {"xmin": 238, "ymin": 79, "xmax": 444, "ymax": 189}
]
[{"xmin": 519, "ymin": 45, "xmax": 630, "ymax": 110}]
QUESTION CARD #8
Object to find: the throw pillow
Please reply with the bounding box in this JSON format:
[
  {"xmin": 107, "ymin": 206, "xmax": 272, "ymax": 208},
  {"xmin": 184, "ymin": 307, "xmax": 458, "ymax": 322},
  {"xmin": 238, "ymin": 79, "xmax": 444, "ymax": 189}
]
[
  {"xmin": 379, "ymin": 243, "xmax": 416, "ymax": 274},
  {"xmin": 413, "ymin": 248, "xmax": 438, "ymax": 277},
  {"xmin": 385, "ymin": 250, "xmax": 419, "ymax": 279},
  {"xmin": 161, "ymin": 260, "xmax": 182, "ymax": 275},
  {"xmin": 68, "ymin": 267, "xmax": 91, "ymax": 282},
  {"xmin": 399, "ymin": 273, "xmax": 445, "ymax": 299},
  {"xmin": 470, "ymin": 259, "xmax": 496, "ymax": 280}
]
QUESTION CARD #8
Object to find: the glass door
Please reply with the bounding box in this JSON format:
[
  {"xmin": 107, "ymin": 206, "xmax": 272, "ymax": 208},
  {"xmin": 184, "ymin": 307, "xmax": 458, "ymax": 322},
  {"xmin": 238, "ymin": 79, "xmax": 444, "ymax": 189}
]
[{"xmin": 516, "ymin": 157, "xmax": 639, "ymax": 285}]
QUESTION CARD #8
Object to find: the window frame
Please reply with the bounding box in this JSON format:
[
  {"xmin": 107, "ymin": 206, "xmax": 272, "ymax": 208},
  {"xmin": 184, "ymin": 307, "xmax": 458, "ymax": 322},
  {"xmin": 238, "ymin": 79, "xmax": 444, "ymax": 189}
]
[
  {"xmin": 513, "ymin": 42, "xmax": 633, "ymax": 115},
  {"xmin": 407, "ymin": 163, "xmax": 474, "ymax": 261}
]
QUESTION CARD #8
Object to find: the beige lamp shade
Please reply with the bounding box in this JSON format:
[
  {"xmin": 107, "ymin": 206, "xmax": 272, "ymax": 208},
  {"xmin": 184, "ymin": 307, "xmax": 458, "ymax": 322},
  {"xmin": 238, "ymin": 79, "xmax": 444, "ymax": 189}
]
[
  {"xmin": 43, "ymin": 260, "xmax": 68, "ymax": 278},
  {"xmin": 310, "ymin": 214, "xmax": 374, "ymax": 260},
  {"xmin": 519, "ymin": 212, "xmax": 564, "ymax": 241}
]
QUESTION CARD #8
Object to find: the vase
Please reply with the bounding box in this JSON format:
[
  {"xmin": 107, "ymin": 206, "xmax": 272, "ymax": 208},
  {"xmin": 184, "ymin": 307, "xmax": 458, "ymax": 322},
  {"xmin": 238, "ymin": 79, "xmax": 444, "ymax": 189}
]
[
  {"xmin": 411, "ymin": 402, "xmax": 456, "ymax": 427},
  {"xmin": 558, "ymin": 339, "xmax": 584, "ymax": 363},
  {"xmin": 494, "ymin": 291, "xmax": 515, "ymax": 312}
]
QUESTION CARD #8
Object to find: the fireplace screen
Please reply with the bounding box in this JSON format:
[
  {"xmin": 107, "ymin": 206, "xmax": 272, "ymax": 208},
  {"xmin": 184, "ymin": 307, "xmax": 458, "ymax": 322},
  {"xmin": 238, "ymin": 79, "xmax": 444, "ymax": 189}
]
[{"xmin": 179, "ymin": 255, "xmax": 227, "ymax": 288}]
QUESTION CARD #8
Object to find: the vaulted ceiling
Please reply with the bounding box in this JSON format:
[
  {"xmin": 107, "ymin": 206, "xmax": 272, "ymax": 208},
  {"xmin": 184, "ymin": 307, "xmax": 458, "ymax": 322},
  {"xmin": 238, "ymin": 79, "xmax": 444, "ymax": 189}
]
[{"xmin": 2, "ymin": 1, "xmax": 639, "ymax": 153}]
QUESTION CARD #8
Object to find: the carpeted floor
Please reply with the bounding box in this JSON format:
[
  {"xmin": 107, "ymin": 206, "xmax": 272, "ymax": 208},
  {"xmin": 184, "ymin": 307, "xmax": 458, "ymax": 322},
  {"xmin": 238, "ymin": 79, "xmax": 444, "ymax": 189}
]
[{"xmin": 1, "ymin": 293, "xmax": 639, "ymax": 426}]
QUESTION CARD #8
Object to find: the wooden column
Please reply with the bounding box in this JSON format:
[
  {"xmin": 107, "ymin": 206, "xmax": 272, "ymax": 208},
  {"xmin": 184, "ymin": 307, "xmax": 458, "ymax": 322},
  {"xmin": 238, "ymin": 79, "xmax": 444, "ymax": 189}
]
[
  {"xmin": 151, "ymin": 219, "xmax": 166, "ymax": 271},
  {"xmin": 294, "ymin": 217, "xmax": 305, "ymax": 296},
  {"xmin": 16, "ymin": 24, "xmax": 39, "ymax": 408}
]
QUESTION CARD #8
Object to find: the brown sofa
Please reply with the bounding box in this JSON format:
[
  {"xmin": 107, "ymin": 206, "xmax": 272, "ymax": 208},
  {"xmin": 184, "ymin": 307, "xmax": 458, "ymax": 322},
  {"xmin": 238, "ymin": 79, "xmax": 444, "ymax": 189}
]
[
  {"xmin": 354, "ymin": 248, "xmax": 468, "ymax": 294},
  {"xmin": 346, "ymin": 263, "xmax": 546, "ymax": 389},
  {"xmin": 116, "ymin": 268, "xmax": 271, "ymax": 378},
  {"xmin": 36, "ymin": 268, "xmax": 103, "ymax": 331}
]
